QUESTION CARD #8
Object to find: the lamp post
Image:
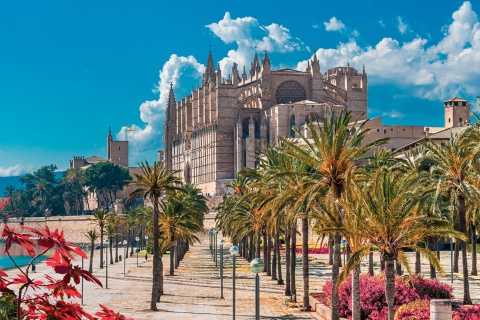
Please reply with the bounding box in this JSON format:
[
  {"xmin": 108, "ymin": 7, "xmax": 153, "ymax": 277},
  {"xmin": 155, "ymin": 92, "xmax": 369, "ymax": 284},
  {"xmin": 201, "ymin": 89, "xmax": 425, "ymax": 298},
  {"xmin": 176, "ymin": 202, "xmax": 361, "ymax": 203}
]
[
  {"xmin": 104, "ymin": 238, "xmax": 109, "ymax": 289},
  {"xmin": 135, "ymin": 237, "xmax": 140, "ymax": 267},
  {"xmin": 123, "ymin": 239, "xmax": 127, "ymax": 275},
  {"xmin": 230, "ymin": 245, "xmax": 239, "ymax": 319},
  {"xmin": 144, "ymin": 235, "xmax": 149, "ymax": 261},
  {"xmin": 250, "ymin": 258, "xmax": 264, "ymax": 320},
  {"xmin": 219, "ymin": 238, "xmax": 225, "ymax": 299},
  {"xmin": 209, "ymin": 230, "xmax": 213, "ymax": 251},
  {"xmin": 213, "ymin": 229, "xmax": 218, "ymax": 267}
]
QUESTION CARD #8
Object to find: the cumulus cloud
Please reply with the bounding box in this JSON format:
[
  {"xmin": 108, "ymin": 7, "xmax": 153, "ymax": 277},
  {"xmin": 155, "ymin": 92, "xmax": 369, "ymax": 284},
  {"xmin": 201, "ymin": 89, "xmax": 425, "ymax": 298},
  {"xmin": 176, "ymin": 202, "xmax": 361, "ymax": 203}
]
[
  {"xmin": 206, "ymin": 12, "xmax": 307, "ymax": 75},
  {"xmin": 0, "ymin": 164, "xmax": 28, "ymax": 177},
  {"xmin": 324, "ymin": 17, "xmax": 346, "ymax": 32},
  {"xmin": 297, "ymin": 1, "xmax": 480, "ymax": 101},
  {"xmin": 397, "ymin": 17, "xmax": 409, "ymax": 34},
  {"xmin": 117, "ymin": 54, "xmax": 204, "ymax": 162}
]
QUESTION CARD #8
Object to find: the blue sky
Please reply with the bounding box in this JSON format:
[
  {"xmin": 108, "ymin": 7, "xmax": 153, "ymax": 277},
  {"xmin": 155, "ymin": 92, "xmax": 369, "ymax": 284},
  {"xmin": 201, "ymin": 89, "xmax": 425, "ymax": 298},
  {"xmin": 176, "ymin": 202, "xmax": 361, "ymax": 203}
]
[{"xmin": 1, "ymin": 0, "xmax": 479, "ymax": 176}]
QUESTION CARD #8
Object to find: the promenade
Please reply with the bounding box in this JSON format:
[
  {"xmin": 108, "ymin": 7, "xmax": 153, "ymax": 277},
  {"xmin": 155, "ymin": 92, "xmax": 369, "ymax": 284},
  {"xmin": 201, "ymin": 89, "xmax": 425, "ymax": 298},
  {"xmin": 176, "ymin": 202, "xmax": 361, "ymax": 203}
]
[{"xmin": 11, "ymin": 233, "xmax": 480, "ymax": 319}]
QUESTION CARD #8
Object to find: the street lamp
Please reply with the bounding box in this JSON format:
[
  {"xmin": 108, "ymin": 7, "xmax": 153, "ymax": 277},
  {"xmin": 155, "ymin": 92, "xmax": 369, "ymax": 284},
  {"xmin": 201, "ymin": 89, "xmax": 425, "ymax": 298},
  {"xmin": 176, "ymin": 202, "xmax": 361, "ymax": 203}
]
[
  {"xmin": 123, "ymin": 239, "xmax": 127, "ymax": 275},
  {"xmin": 250, "ymin": 258, "xmax": 264, "ymax": 320},
  {"xmin": 144, "ymin": 235, "xmax": 149, "ymax": 261},
  {"xmin": 213, "ymin": 229, "xmax": 218, "ymax": 267},
  {"xmin": 135, "ymin": 237, "xmax": 140, "ymax": 267},
  {"xmin": 219, "ymin": 238, "xmax": 225, "ymax": 299},
  {"xmin": 104, "ymin": 238, "xmax": 109, "ymax": 289},
  {"xmin": 230, "ymin": 245, "xmax": 239, "ymax": 319},
  {"xmin": 209, "ymin": 230, "xmax": 213, "ymax": 251}
]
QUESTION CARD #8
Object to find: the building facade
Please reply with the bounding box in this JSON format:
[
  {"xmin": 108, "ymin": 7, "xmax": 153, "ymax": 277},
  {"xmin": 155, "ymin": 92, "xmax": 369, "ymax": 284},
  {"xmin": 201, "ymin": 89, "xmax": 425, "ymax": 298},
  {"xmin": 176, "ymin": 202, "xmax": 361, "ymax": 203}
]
[
  {"xmin": 162, "ymin": 52, "xmax": 471, "ymax": 195},
  {"xmin": 163, "ymin": 51, "xmax": 369, "ymax": 195}
]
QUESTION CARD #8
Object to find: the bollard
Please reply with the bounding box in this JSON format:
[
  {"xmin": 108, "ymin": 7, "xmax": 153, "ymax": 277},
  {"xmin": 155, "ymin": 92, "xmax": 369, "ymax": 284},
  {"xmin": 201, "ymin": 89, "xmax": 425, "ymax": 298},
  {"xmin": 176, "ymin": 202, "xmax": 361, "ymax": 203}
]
[{"xmin": 430, "ymin": 299, "xmax": 452, "ymax": 320}]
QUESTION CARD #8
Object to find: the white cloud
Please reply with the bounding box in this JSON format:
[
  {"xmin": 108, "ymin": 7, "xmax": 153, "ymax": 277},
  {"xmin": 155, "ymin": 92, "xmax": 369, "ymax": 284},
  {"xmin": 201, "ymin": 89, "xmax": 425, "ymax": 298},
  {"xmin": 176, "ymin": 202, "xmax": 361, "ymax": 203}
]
[
  {"xmin": 378, "ymin": 20, "xmax": 386, "ymax": 28},
  {"xmin": 297, "ymin": 1, "xmax": 480, "ymax": 101},
  {"xmin": 382, "ymin": 110, "xmax": 405, "ymax": 119},
  {"xmin": 117, "ymin": 54, "xmax": 204, "ymax": 162},
  {"xmin": 324, "ymin": 17, "xmax": 345, "ymax": 32},
  {"xmin": 0, "ymin": 164, "xmax": 27, "ymax": 177},
  {"xmin": 397, "ymin": 17, "xmax": 409, "ymax": 34},
  {"xmin": 206, "ymin": 12, "xmax": 307, "ymax": 74}
]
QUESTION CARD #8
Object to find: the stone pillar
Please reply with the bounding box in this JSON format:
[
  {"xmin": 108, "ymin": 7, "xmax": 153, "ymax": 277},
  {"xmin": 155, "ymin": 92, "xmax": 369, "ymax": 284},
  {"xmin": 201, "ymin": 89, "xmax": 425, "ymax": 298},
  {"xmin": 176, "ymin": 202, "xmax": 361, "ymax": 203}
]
[{"xmin": 430, "ymin": 300, "xmax": 452, "ymax": 320}]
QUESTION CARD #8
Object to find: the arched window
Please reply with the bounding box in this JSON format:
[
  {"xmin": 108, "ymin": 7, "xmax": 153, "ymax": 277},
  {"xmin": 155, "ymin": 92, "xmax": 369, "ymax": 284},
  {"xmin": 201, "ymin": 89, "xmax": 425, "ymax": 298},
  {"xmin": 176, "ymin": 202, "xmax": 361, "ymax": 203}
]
[
  {"xmin": 241, "ymin": 117, "xmax": 261, "ymax": 139},
  {"xmin": 275, "ymin": 80, "xmax": 307, "ymax": 104},
  {"xmin": 290, "ymin": 114, "xmax": 296, "ymax": 138}
]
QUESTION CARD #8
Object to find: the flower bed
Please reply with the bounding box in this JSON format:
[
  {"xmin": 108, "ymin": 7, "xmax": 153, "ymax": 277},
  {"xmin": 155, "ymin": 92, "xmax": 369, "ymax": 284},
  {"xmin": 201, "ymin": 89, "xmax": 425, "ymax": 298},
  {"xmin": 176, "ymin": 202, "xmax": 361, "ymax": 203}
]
[{"xmin": 316, "ymin": 274, "xmax": 453, "ymax": 319}]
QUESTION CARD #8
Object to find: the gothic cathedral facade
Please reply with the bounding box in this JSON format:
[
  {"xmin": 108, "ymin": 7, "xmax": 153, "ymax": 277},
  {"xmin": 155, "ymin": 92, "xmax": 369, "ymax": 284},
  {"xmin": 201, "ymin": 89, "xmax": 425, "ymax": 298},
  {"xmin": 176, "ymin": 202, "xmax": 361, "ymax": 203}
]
[{"xmin": 163, "ymin": 51, "xmax": 368, "ymax": 195}]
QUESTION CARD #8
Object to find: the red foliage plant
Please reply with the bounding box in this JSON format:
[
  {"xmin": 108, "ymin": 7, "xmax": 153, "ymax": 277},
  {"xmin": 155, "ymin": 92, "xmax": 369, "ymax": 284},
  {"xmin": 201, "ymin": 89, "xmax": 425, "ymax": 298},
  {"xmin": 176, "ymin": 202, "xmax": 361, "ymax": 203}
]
[
  {"xmin": 0, "ymin": 198, "xmax": 9, "ymax": 211},
  {"xmin": 453, "ymin": 304, "xmax": 480, "ymax": 320},
  {"xmin": 0, "ymin": 224, "xmax": 132, "ymax": 320},
  {"xmin": 394, "ymin": 299, "xmax": 430, "ymax": 320}
]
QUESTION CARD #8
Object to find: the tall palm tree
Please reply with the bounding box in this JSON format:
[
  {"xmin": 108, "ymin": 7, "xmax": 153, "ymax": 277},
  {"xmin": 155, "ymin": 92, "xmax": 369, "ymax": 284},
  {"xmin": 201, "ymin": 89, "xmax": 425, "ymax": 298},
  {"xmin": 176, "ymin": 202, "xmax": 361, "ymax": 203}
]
[
  {"xmin": 279, "ymin": 111, "xmax": 387, "ymax": 318},
  {"xmin": 342, "ymin": 167, "xmax": 463, "ymax": 320},
  {"xmin": 422, "ymin": 132, "xmax": 476, "ymax": 304},
  {"xmin": 85, "ymin": 230, "xmax": 98, "ymax": 273},
  {"xmin": 107, "ymin": 214, "xmax": 122, "ymax": 262},
  {"xmin": 105, "ymin": 225, "xmax": 117, "ymax": 264},
  {"xmin": 65, "ymin": 167, "xmax": 85, "ymax": 215},
  {"xmin": 92, "ymin": 208, "xmax": 110, "ymax": 269},
  {"xmin": 127, "ymin": 161, "xmax": 184, "ymax": 311}
]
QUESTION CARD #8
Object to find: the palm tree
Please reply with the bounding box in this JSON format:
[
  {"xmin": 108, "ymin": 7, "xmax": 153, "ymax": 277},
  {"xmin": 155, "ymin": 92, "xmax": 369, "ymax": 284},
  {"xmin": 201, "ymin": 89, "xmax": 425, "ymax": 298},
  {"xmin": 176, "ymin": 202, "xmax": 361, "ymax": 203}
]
[
  {"xmin": 127, "ymin": 161, "xmax": 184, "ymax": 311},
  {"xmin": 65, "ymin": 168, "xmax": 85, "ymax": 215},
  {"xmin": 342, "ymin": 168, "xmax": 463, "ymax": 320},
  {"xmin": 105, "ymin": 225, "xmax": 117, "ymax": 264},
  {"xmin": 92, "ymin": 208, "xmax": 110, "ymax": 269},
  {"xmin": 422, "ymin": 132, "xmax": 476, "ymax": 304},
  {"xmin": 279, "ymin": 111, "xmax": 387, "ymax": 318},
  {"xmin": 107, "ymin": 214, "xmax": 122, "ymax": 262},
  {"xmin": 85, "ymin": 230, "xmax": 98, "ymax": 273}
]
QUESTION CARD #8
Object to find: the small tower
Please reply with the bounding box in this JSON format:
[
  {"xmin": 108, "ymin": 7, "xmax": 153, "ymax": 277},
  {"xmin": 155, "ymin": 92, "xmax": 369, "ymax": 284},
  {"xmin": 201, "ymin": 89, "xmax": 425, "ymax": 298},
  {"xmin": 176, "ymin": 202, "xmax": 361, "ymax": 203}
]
[
  {"xmin": 107, "ymin": 127, "xmax": 129, "ymax": 167},
  {"xmin": 202, "ymin": 50, "xmax": 216, "ymax": 86},
  {"xmin": 444, "ymin": 97, "xmax": 470, "ymax": 128}
]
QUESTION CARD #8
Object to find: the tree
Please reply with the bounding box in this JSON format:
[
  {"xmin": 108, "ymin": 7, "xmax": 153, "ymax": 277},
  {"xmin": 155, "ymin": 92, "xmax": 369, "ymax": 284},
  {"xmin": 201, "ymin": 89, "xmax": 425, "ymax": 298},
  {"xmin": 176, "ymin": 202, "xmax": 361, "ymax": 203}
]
[
  {"xmin": 93, "ymin": 208, "xmax": 110, "ymax": 269},
  {"xmin": 127, "ymin": 161, "xmax": 183, "ymax": 311},
  {"xmin": 61, "ymin": 168, "xmax": 86, "ymax": 215},
  {"xmin": 85, "ymin": 162, "xmax": 131, "ymax": 211},
  {"xmin": 422, "ymin": 132, "xmax": 476, "ymax": 304},
  {"xmin": 279, "ymin": 110, "xmax": 387, "ymax": 318},
  {"xmin": 86, "ymin": 229, "xmax": 99, "ymax": 273},
  {"xmin": 341, "ymin": 168, "xmax": 462, "ymax": 320}
]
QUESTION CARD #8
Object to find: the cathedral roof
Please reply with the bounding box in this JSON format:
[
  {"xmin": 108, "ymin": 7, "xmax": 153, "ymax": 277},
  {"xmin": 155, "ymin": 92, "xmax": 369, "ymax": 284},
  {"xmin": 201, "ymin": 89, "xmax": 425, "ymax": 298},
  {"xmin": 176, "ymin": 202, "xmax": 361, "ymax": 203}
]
[
  {"xmin": 85, "ymin": 155, "xmax": 109, "ymax": 164},
  {"xmin": 272, "ymin": 68, "xmax": 308, "ymax": 74}
]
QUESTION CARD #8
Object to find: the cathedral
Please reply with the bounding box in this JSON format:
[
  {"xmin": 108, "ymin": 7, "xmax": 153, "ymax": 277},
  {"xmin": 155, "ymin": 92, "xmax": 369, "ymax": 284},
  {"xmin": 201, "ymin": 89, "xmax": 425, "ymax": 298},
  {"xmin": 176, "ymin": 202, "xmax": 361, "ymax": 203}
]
[{"xmin": 162, "ymin": 51, "xmax": 369, "ymax": 195}]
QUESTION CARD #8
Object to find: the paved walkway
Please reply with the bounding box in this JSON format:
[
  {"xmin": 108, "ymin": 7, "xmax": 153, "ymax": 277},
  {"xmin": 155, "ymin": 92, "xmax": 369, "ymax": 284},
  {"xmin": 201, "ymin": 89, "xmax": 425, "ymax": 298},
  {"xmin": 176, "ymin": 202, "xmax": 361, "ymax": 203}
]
[
  {"xmin": 8, "ymin": 234, "xmax": 480, "ymax": 319},
  {"xmin": 14, "ymin": 236, "xmax": 321, "ymax": 319}
]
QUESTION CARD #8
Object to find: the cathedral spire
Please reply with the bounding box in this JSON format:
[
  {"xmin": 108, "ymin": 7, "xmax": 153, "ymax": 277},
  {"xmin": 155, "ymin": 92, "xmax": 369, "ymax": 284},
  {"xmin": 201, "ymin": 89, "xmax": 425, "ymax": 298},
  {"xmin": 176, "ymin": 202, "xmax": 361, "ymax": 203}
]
[{"xmin": 203, "ymin": 49, "xmax": 216, "ymax": 85}]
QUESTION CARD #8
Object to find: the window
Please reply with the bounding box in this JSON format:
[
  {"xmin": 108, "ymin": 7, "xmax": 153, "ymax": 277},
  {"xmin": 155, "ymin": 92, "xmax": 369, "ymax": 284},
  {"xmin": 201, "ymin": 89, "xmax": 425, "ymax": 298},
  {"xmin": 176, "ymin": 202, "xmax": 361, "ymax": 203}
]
[
  {"xmin": 290, "ymin": 115, "xmax": 296, "ymax": 138},
  {"xmin": 454, "ymin": 101, "xmax": 458, "ymax": 106},
  {"xmin": 462, "ymin": 102, "xmax": 467, "ymax": 106},
  {"xmin": 448, "ymin": 118, "xmax": 451, "ymax": 123},
  {"xmin": 460, "ymin": 118, "xmax": 463, "ymax": 123}
]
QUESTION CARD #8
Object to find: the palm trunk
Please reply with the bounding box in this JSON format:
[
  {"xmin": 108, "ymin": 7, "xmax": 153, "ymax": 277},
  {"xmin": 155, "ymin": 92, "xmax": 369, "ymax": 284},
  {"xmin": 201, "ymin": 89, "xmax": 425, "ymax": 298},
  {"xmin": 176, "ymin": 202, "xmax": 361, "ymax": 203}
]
[
  {"xmin": 290, "ymin": 223, "xmax": 297, "ymax": 302},
  {"xmin": 331, "ymin": 232, "xmax": 341, "ymax": 320},
  {"xmin": 276, "ymin": 232, "xmax": 284, "ymax": 285},
  {"xmin": 454, "ymin": 239, "xmax": 460, "ymax": 273},
  {"xmin": 157, "ymin": 254, "xmax": 164, "ymax": 300},
  {"xmin": 249, "ymin": 234, "xmax": 255, "ymax": 262},
  {"xmin": 427, "ymin": 236, "xmax": 436, "ymax": 279},
  {"xmin": 436, "ymin": 237, "xmax": 441, "ymax": 259},
  {"xmin": 352, "ymin": 264, "xmax": 361, "ymax": 320},
  {"xmin": 385, "ymin": 257, "xmax": 395, "ymax": 320},
  {"xmin": 175, "ymin": 239, "xmax": 180, "ymax": 268},
  {"xmin": 256, "ymin": 232, "xmax": 261, "ymax": 259},
  {"xmin": 458, "ymin": 195, "xmax": 472, "ymax": 304},
  {"xmin": 151, "ymin": 207, "xmax": 160, "ymax": 311},
  {"xmin": 271, "ymin": 235, "xmax": 277, "ymax": 280},
  {"xmin": 266, "ymin": 235, "xmax": 272, "ymax": 276},
  {"xmin": 263, "ymin": 233, "xmax": 268, "ymax": 272},
  {"xmin": 471, "ymin": 222, "xmax": 477, "ymax": 276},
  {"xmin": 100, "ymin": 229, "xmax": 104, "ymax": 269},
  {"xmin": 328, "ymin": 236, "xmax": 334, "ymax": 265},
  {"xmin": 380, "ymin": 255, "xmax": 385, "ymax": 271},
  {"xmin": 285, "ymin": 231, "xmax": 291, "ymax": 296},
  {"xmin": 169, "ymin": 235, "xmax": 175, "ymax": 276},
  {"xmin": 368, "ymin": 248, "xmax": 374, "ymax": 276},
  {"xmin": 110, "ymin": 236, "xmax": 114, "ymax": 264},
  {"xmin": 89, "ymin": 245, "xmax": 94, "ymax": 273},
  {"xmin": 301, "ymin": 217, "xmax": 311, "ymax": 311},
  {"xmin": 115, "ymin": 233, "xmax": 119, "ymax": 263},
  {"xmin": 130, "ymin": 227, "xmax": 135, "ymax": 257},
  {"xmin": 126, "ymin": 230, "xmax": 131, "ymax": 260}
]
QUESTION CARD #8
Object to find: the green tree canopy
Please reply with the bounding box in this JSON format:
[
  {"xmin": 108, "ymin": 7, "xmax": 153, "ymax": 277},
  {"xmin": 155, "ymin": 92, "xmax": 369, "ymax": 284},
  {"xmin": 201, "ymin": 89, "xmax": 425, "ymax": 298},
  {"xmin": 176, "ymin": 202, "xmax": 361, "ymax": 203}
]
[{"xmin": 85, "ymin": 162, "xmax": 131, "ymax": 210}]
